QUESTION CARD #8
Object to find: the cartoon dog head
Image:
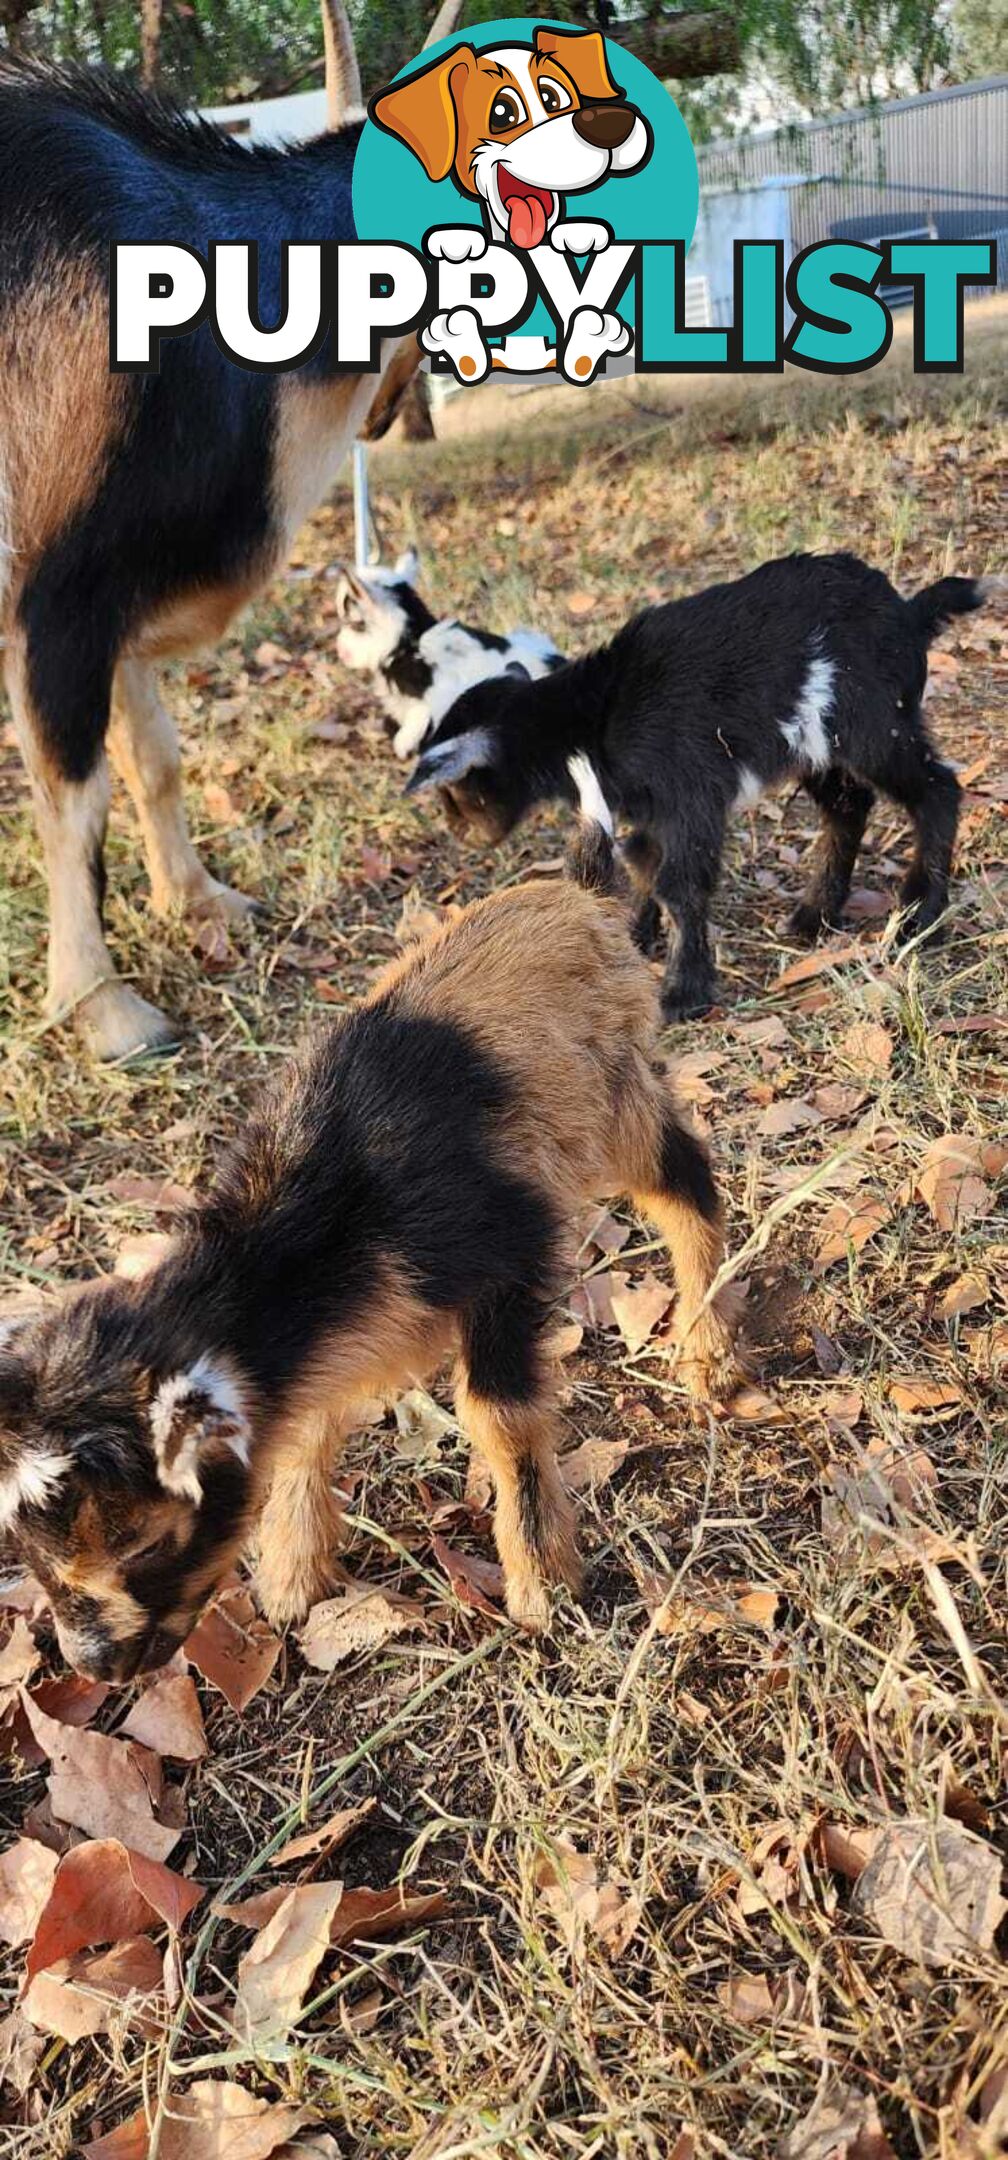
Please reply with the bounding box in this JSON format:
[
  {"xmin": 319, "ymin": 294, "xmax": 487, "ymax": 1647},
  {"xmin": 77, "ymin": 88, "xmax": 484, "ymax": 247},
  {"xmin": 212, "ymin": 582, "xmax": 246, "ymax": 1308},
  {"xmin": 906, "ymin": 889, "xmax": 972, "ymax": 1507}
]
[{"xmin": 371, "ymin": 26, "xmax": 651, "ymax": 248}]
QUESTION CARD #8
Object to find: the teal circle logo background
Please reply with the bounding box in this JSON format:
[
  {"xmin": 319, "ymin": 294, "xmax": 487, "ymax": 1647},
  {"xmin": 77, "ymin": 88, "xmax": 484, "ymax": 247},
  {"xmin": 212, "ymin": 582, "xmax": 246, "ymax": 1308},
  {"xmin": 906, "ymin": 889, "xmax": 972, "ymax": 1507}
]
[{"xmin": 352, "ymin": 17, "xmax": 698, "ymax": 266}]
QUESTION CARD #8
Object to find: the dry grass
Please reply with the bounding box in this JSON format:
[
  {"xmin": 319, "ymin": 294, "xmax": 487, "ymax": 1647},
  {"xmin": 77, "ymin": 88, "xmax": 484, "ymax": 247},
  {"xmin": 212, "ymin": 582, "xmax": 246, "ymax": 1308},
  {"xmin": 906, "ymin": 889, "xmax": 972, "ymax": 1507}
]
[{"xmin": 1, "ymin": 312, "xmax": 1006, "ymax": 2158}]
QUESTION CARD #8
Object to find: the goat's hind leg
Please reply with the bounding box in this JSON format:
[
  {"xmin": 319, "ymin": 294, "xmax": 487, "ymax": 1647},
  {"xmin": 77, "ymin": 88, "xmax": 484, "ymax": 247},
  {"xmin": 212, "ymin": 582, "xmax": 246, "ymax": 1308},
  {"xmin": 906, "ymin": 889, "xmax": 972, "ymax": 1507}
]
[
  {"xmin": 456, "ymin": 1286, "xmax": 580, "ymax": 1632},
  {"xmin": 5, "ymin": 631, "xmax": 178, "ymax": 1061},
  {"xmin": 109, "ymin": 659, "xmax": 256, "ymax": 923},
  {"xmin": 626, "ymin": 1091, "xmax": 742, "ymax": 1403},
  {"xmin": 623, "ymin": 829, "xmax": 664, "ymax": 955},
  {"xmin": 877, "ymin": 718, "xmax": 961, "ymax": 944},
  {"xmin": 789, "ymin": 767, "xmax": 874, "ymax": 942}
]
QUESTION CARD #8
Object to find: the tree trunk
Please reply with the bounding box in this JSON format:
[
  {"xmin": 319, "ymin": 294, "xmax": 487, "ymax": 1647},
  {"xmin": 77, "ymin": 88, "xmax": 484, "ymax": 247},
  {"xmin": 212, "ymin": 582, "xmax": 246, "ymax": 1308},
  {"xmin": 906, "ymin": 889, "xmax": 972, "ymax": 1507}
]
[
  {"xmin": 574, "ymin": 8, "xmax": 741, "ymax": 80},
  {"xmin": 140, "ymin": 0, "xmax": 163, "ymax": 87},
  {"xmin": 0, "ymin": 0, "xmax": 43, "ymax": 52}
]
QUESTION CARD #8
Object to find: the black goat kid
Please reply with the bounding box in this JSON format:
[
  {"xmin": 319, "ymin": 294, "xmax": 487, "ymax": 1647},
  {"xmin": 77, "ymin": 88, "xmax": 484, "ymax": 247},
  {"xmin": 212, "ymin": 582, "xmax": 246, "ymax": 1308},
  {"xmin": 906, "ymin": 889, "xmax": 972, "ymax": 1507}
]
[{"xmin": 406, "ymin": 553, "xmax": 996, "ymax": 1020}]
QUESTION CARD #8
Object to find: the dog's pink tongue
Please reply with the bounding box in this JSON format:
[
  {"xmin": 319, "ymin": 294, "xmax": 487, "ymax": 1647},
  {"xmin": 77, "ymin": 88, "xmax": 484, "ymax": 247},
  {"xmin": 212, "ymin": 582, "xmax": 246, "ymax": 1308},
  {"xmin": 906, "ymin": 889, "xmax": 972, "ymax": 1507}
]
[{"xmin": 507, "ymin": 193, "xmax": 547, "ymax": 249}]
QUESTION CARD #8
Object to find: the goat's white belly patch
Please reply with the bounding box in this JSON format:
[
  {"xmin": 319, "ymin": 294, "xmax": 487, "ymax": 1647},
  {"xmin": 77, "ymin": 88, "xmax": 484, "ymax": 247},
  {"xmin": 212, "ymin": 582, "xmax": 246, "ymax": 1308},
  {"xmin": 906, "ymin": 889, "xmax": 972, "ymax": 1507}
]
[
  {"xmin": 780, "ymin": 654, "xmax": 836, "ymax": 771},
  {"xmin": 733, "ymin": 765, "xmax": 764, "ymax": 812}
]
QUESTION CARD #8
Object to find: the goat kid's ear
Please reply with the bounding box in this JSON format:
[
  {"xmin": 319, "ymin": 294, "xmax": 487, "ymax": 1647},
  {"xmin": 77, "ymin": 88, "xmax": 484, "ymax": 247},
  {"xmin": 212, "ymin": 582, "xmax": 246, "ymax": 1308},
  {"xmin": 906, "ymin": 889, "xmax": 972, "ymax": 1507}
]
[
  {"xmin": 150, "ymin": 1360, "xmax": 251, "ymax": 1505},
  {"xmin": 394, "ymin": 547, "xmax": 420, "ymax": 584},
  {"xmin": 404, "ymin": 727, "xmax": 496, "ymax": 795}
]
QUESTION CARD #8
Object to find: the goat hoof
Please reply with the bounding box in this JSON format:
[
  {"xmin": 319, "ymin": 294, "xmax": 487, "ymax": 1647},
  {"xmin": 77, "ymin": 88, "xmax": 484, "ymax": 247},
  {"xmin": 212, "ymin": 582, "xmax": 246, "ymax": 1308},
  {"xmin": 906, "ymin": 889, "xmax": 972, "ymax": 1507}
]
[
  {"xmin": 189, "ymin": 880, "xmax": 260, "ymax": 924},
  {"xmin": 72, "ymin": 983, "xmax": 182, "ymax": 1064},
  {"xmin": 660, "ymin": 986, "xmax": 715, "ymax": 1025},
  {"xmin": 787, "ymin": 901, "xmax": 829, "ymax": 944}
]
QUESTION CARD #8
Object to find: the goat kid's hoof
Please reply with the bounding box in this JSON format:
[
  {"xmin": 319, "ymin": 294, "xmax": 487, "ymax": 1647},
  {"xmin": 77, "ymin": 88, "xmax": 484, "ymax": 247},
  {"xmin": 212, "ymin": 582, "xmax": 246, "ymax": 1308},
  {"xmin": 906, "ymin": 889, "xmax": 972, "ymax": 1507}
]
[
  {"xmin": 187, "ymin": 879, "xmax": 260, "ymax": 925},
  {"xmin": 73, "ymin": 983, "xmax": 182, "ymax": 1064},
  {"xmin": 787, "ymin": 901, "xmax": 833, "ymax": 944},
  {"xmin": 505, "ymin": 1574, "xmax": 554, "ymax": 1634},
  {"xmin": 660, "ymin": 986, "xmax": 715, "ymax": 1025}
]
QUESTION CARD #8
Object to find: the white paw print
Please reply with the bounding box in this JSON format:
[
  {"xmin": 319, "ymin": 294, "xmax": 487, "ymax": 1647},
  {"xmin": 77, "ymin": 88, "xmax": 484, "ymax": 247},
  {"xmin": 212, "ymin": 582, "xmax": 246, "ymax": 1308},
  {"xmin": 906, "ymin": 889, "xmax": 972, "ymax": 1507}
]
[
  {"xmin": 561, "ymin": 304, "xmax": 632, "ymax": 384},
  {"xmin": 421, "ymin": 306, "xmax": 491, "ymax": 384},
  {"xmin": 549, "ymin": 220, "xmax": 612, "ymax": 256},
  {"xmin": 425, "ymin": 226, "xmax": 489, "ymax": 263}
]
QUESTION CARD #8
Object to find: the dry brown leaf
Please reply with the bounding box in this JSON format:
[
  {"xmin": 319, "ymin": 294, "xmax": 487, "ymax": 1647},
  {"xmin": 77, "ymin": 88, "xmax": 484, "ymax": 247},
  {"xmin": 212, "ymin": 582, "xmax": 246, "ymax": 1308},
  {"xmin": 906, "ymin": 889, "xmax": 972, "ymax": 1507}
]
[
  {"xmin": 646, "ymin": 1576, "xmax": 779, "ymax": 1635},
  {"xmin": 22, "ymin": 1934, "xmax": 163, "ymax": 2042},
  {"xmin": 584, "ymin": 1208, "xmax": 632, "ymax": 1256},
  {"xmin": 0, "ymin": 2008, "xmax": 44, "ymax": 2099},
  {"xmin": 432, "ymin": 1536, "xmax": 504, "ymax": 1615},
  {"xmin": 812, "ymin": 1082, "xmax": 870, "ymax": 1121},
  {"xmin": 916, "ymin": 1136, "xmax": 995, "ymax": 1232},
  {"xmin": 717, "ymin": 1971, "xmax": 778, "ymax": 2023},
  {"xmin": 0, "ymin": 1837, "xmax": 59, "ymax": 1946},
  {"xmin": 818, "ymin": 1821, "xmax": 880, "ymax": 1881},
  {"xmin": 823, "ymin": 1387, "xmax": 865, "ymax": 1430},
  {"xmin": 728, "ymin": 1386, "xmax": 788, "ymax": 1426},
  {"xmin": 758, "ymin": 1097, "xmax": 824, "ymax": 1138},
  {"xmin": 777, "ymin": 941, "xmax": 863, "ymax": 989},
  {"xmin": 184, "ymin": 1587, "xmax": 282, "ymax": 1713},
  {"xmin": 20, "ymin": 1698, "xmax": 180, "ymax": 1862},
  {"xmin": 299, "ymin": 1586, "xmax": 422, "ymax": 1671},
  {"xmin": 535, "ymin": 1839, "xmax": 640, "ymax": 1959},
  {"xmin": 105, "ymin": 1174, "xmax": 195, "ymax": 1214},
  {"xmin": 272, "ymin": 1798, "xmax": 377, "ymax": 1869},
  {"xmin": 28, "ymin": 1675, "xmax": 110, "ymax": 1726},
  {"xmin": 672, "ymin": 1049, "xmax": 728, "ymax": 1105},
  {"xmin": 80, "ymin": 2116, "xmax": 150, "ymax": 2160},
  {"xmin": 570, "ymin": 1268, "xmax": 622, "ymax": 1331},
  {"xmin": 889, "ymin": 1375, "xmax": 963, "ymax": 1416},
  {"xmin": 937, "ymin": 1270, "xmax": 990, "ymax": 1320},
  {"xmin": 730, "ymin": 1014, "xmax": 790, "ymax": 1047},
  {"xmin": 0, "ymin": 1615, "xmax": 40, "ymax": 1689},
  {"xmin": 778, "ymin": 2080, "xmax": 896, "ymax": 2159},
  {"xmin": 853, "ymin": 1819, "xmax": 1007, "ymax": 1968},
  {"xmin": 216, "ymin": 1885, "xmax": 290, "ymax": 1930},
  {"xmin": 236, "ymin": 1880, "xmax": 347, "ymax": 2046},
  {"xmin": 328, "ymin": 1883, "xmax": 451, "ymax": 1948},
  {"xmin": 815, "ymin": 1193, "xmax": 891, "ymax": 1272},
  {"xmin": 85, "ymin": 2082, "xmax": 311, "ymax": 2160},
  {"xmin": 26, "ymin": 1839, "xmax": 203, "ymax": 1983},
  {"xmin": 121, "ymin": 1672, "xmax": 207, "ymax": 1761},
  {"xmin": 565, "ymin": 588, "xmax": 597, "ymax": 616},
  {"xmin": 841, "ymin": 1020, "xmax": 893, "ymax": 1073},
  {"xmin": 560, "ymin": 1434, "xmax": 631, "ymax": 1493},
  {"xmin": 610, "ymin": 1269, "xmax": 673, "ymax": 1353}
]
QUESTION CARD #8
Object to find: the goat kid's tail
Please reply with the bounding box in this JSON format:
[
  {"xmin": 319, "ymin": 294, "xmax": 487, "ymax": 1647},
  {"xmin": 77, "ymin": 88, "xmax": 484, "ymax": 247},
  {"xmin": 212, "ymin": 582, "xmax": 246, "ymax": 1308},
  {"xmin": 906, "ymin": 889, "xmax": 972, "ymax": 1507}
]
[
  {"xmin": 906, "ymin": 573, "xmax": 1003, "ymax": 643},
  {"xmin": 564, "ymin": 753, "xmax": 626, "ymax": 898}
]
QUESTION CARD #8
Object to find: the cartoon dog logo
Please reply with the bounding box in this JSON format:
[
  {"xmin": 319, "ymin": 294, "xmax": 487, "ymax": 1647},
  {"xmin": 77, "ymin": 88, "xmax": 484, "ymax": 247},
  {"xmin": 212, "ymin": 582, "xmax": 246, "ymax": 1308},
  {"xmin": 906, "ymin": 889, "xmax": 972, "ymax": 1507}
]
[{"xmin": 370, "ymin": 25, "xmax": 652, "ymax": 382}]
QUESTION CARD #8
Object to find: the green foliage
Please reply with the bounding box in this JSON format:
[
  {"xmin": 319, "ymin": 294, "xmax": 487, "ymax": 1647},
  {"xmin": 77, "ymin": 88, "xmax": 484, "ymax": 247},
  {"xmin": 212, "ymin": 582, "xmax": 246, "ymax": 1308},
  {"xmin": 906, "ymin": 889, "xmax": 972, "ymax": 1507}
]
[{"xmin": 949, "ymin": 0, "xmax": 1008, "ymax": 81}]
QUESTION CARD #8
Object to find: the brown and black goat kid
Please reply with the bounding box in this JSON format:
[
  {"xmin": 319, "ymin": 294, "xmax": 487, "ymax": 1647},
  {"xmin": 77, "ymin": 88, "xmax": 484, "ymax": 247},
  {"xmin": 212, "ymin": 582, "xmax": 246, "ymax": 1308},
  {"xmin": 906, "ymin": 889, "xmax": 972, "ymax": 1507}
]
[
  {"xmin": 0, "ymin": 827, "xmax": 740, "ymax": 1681},
  {"xmin": 406, "ymin": 552, "xmax": 998, "ymax": 1019},
  {"xmin": 0, "ymin": 6, "xmax": 424, "ymax": 1063}
]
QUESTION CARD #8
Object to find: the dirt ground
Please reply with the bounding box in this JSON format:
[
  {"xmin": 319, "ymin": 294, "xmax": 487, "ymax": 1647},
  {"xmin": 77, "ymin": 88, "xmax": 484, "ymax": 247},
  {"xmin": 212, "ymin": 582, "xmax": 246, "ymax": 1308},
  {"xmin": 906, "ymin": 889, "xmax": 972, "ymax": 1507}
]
[{"xmin": 0, "ymin": 302, "xmax": 1006, "ymax": 2159}]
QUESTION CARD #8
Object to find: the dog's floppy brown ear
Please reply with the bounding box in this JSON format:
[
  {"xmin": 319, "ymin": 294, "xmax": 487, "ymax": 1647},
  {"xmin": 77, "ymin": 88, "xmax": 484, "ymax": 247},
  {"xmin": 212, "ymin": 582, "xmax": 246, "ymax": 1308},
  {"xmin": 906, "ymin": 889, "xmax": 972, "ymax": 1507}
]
[
  {"xmin": 370, "ymin": 46, "xmax": 478, "ymax": 182},
  {"xmin": 533, "ymin": 25, "xmax": 622, "ymax": 102}
]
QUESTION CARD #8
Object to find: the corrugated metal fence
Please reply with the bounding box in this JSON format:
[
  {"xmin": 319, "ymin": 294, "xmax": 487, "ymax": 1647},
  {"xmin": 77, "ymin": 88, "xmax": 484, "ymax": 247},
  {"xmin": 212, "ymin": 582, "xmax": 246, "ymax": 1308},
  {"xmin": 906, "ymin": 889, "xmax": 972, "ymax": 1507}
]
[{"xmin": 697, "ymin": 76, "xmax": 1008, "ymax": 295}]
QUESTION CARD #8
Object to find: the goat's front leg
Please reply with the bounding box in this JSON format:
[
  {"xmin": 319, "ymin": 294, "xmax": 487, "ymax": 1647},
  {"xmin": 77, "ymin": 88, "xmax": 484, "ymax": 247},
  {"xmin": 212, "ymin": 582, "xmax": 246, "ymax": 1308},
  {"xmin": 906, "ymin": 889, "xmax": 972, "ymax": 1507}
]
[
  {"xmin": 655, "ymin": 818, "xmax": 723, "ymax": 1022},
  {"xmin": 109, "ymin": 659, "xmax": 256, "ymax": 924},
  {"xmin": 254, "ymin": 1408, "xmax": 350, "ymax": 1627},
  {"xmin": 5, "ymin": 630, "xmax": 179, "ymax": 1061},
  {"xmin": 455, "ymin": 1287, "xmax": 580, "ymax": 1632}
]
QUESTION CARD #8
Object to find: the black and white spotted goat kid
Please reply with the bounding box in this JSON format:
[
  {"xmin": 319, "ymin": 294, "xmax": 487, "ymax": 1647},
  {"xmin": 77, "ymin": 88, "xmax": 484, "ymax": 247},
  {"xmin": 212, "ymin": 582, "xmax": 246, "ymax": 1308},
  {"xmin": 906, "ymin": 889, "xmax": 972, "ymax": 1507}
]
[
  {"xmin": 406, "ymin": 552, "xmax": 999, "ymax": 1019},
  {"xmin": 332, "ymin": 549, "xmax": 564, "ymax": 760}
]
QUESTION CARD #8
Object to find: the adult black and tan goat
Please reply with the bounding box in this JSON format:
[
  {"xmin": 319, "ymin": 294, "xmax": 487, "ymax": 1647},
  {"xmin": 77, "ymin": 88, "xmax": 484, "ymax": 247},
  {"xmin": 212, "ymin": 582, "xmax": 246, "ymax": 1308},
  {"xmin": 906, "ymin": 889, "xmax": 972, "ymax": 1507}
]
[
  {"xmin": 0, "ymin": 0, "xmax": 439, "ymax": 1063},
  {"xmin": 406, "ymin": 552, "xmax": 998, "ymax": 1019}
]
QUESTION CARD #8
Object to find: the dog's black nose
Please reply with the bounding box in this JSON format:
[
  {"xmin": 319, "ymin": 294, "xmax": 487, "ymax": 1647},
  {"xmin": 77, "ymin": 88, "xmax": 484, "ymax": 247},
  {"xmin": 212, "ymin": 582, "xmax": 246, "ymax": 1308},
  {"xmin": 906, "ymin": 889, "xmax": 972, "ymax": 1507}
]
[{"xmin": 573, "ymin": 102, "xmax": 636, "ymax": 149}]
